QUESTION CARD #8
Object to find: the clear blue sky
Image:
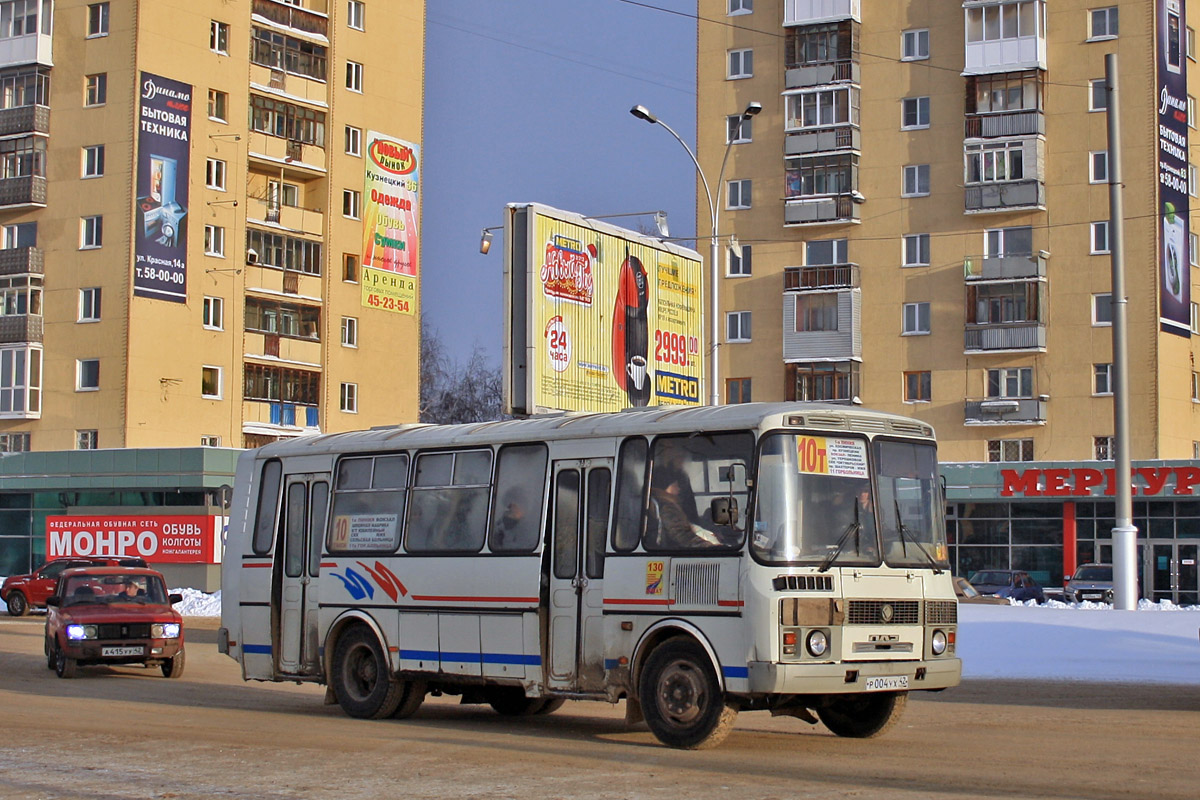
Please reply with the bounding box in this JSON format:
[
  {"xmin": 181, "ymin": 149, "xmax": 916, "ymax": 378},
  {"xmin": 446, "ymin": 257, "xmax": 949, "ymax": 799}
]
[{"xmin": 422, "ymin": 0, "xmax": 699, "ymax": 366}]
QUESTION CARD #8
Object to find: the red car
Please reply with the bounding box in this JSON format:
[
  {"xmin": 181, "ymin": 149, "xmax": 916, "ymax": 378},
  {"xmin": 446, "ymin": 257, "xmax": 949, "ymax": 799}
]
[
  {"xmin": 3, "ymin": 556, "xmax": 147, "ymax": 617},
  {"xmin": 44, "ymin": 566, "xmax": 185, "ymax": 679}
]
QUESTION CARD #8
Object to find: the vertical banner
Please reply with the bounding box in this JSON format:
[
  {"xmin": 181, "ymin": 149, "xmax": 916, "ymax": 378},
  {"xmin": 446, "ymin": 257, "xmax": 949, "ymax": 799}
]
[
  {"xmin": 360, "ymin": 132, "xmax": 419, "ymax": 316},
  {"xmin": 133, "ymin": 73, "xmax": 192, "ymax": 303},
  {"xmin": 1158, "ymin": 0, "xmax": 1190, "ymax": 336}
]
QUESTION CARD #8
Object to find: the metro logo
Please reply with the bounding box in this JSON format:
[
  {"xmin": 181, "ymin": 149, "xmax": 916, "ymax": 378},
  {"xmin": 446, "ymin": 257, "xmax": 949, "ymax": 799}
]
[{"xmin": 368, "ymin": 139, "xmax": 416, "ymax": 174}]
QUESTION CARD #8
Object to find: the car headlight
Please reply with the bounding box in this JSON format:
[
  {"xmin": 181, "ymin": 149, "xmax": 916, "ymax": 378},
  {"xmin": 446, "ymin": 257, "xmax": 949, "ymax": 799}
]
[
  {"xmin": 806, "ymin": 629, "xmax": 829, "ymax": 657},
  {"xmin": 931, "ymin": 629, "xmax": 948, "ymax": 656},
  {"xmin": 151, "ymin": 623, "xmax": 181, "ymax": 639},
  {"xmin": 66, "ymin": 624, "xmax": 97, "ymax": 640}
]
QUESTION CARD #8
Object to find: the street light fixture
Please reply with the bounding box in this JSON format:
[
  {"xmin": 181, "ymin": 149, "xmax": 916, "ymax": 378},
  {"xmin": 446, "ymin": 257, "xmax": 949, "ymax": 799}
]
[{"xmin": 630, "ymin": 100, "xmax": 761, "ymax": 406}]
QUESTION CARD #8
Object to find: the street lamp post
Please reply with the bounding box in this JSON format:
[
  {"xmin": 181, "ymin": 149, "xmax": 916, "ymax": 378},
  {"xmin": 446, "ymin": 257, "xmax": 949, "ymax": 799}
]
[{"xmin": 630, "ymin": 101, "xmax": 761, "ymax": 406}]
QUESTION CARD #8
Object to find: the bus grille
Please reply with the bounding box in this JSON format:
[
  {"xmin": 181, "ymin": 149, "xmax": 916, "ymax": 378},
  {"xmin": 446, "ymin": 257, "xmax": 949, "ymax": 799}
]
[
  {"xmin": 772, "ymin": 574, "xmax": 833, "ymax": 592},
  {"xmin": 95, "ymin": 623, "xmax": 151, "ymax": 639},
  {"xmin": 925, "ymin": 601, "xmax": 958, "ymax": 625},
  {"xmin": 673, "ymin": 562, "xmax": 720, "ymax": 605},
  {"xmin": 847, "ymin": 600, "xmax": 920, "ymax": 625}
]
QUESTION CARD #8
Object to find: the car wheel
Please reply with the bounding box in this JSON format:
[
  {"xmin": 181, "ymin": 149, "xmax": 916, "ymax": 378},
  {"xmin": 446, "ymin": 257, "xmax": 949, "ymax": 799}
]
[
  {"xmin": 639, "ymin": 638, "xmax": 738, "ymax": 750},
  {"xmin": 54, "ymin": 644, "xmax": 77, "ymax": 679},
  {"xmin": 817, "ymin": 691, "xmax": 908, "ymax": 738},
  {"xmin": 161, "ymin": 649, "xmax": 186, "ymax": 679},
  {"xmin": 331, "ymin": 626, "xmax": 404, "ymax": 719},
  {"xmin": 5, "ymin": 591, "xmax": 28, "ymax": 617},
  {"xmin": 45, "ymin": 637, "xmax": 55, "ymax": 670}
]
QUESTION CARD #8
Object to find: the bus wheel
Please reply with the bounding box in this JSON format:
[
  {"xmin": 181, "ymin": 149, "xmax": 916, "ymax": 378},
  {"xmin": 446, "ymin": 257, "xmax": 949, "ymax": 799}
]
[
  {"xmin": 331, "ymin": 626, "xmax": 404, "ymax": 719},
  {"xmin": 639, "ymin": 639, "xmax": 738, "ymax": 749},
  {"xmin": 817, "ymin": 691, "xmax": 908, "ymax": 738},
  {"xmin": 535, "ymin": 698, "xmax": 567, "ymax": 715},
  {"xmin": 391, "ymin": 679, "xmax": 427, "ymax": 720},
  {"xmin": 487, "ymin": 686, "xmax": 547, "ymax": 716}
]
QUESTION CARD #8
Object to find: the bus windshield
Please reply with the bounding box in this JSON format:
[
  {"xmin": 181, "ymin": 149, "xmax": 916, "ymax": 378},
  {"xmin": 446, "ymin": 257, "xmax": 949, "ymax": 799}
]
[{"xmin": 873, "ymin": 439, "xmax": 949, "ymax": 570}]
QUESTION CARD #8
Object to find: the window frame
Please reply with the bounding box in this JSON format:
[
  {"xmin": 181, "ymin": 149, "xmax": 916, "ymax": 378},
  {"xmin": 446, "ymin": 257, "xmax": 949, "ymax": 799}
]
[
  {"xmin": 201, "ymin": 365, "xmax": 223, "ymax": 399},
  {"xmin": 728, "ymin": 244, "xmax": 751, "ymax": 276},
  {"xmin": 341, "ymin": 316, "xmax": 358, "ymax": 347},
  {"xmin": 726, "ymin": 113, "xmax": 753, "ymax": 144},
  {"xmin": 343, "ymin": 189, "xmax": 361, "ymax": 219},
  {"xmin": 1089, "ymin": 150, "xmax": 1108, "ymax": 184},
  {"xmin": 1092, "ymin": 292, "xmax": 1113, "ymax": 326},
  {"xmin": 344, "ymin": 125, "xmax": 362, "ymax": 156},
  {"xmin": 902, "ymin": 164, "xmax": 930, "ymax": 197},
  {"xmin": 793, "ymin": 292, "xmax": 840, "ymax": 333},
  {"xmin": 78, "ymin": 287, "xmax": 101, "ymax": 323},
  {"xmin": 1090, "ymin": 221, "xmax": 1110, "ymax": 255},
  {"xmin": 79, "ymin": 215, "xmax": 103, "ymax": 249},
  {"xmin": 903, "ymin": 370, "xmax": 931, "ymax": 403},
  {"xmin": 727, "ymin": 48, "xmax": 753, "ymax": 79},
  {"xmin": 205, "ymin": 158, "xmax": 227, "ymax": 191},
  {"xmin": 340, "ymin": 381, "xmax": 358, "ymax": 413},
  {"xmin": 205, "ymin": 224, "xmax": 225, "ymax": 258},
  {"xmin": 86, "ymin": 2, "xmax": 109, "ymax": 37},
  {"xmin": 348, "ymin": 0, "xmax": 365, "ymax": 31},
  {"xmin": 726, "ymin": 377, "xmax": 751, "ymax": 404},
  {"xmin": 902, "ymin": 302, "xmax": 931, "ymax": 335},
  {"xmin": 84, "ymin": 73, "xmax": 107, "ymax": 107},
  {"xmin": 726, "ymin": 310, "xmax": 751, "ymax": 343},
  {"xmin": 1087, "ymin": 7, "xmax": 1118, "ymax": 41},
  {"xmin": 1089, "ymin": 78, "xmax": 1108, "ymax": 112},
  {"xmin": 208, "ymin": 89, "xmax": 228, "ymax": 123},
  {"xmin": 1093, "ymin": 363, "xmax": 1113, "ymax": 396},
  {"xmin": 76, "ymin": 430, "xmax": 98, "ymax": 450},
  {"xmin": 210, "ymin": 20, "xmax": 230, "ymax": 55},
  {"xmin": 728, "ymin": 0, "xmax": 752, "ymax": 15},
  {"xmin": 903, "ymin": 233, "xmax": 930, "ymax": 266},
  {"xmin": 901, "ymin": 28, "xmax": 929, "ymax": 61},
  {"xmin": 81, "ymin": 144, "xmax": 104, "ymax": 179},
  {"xmin": 726, "ymin": 179, "xmax": 752, "ymax": 210},
  {"xmin": 986, "ymin": 438, "xmax": 1034, "ymax": 463},
  {"xmin": 901, "ymin": 96, "xmax": 930, "ymax": 129},
  {"xmin": 76, "ymin": 358, "xmax": 100, "ymax": 392},
  {"xmin": 346, "ymin": 60, "xmax": 364, "ymax": 92},
  {"xmin": 203, "ymin": 296, "xmax": 225, "ymax": 331}
]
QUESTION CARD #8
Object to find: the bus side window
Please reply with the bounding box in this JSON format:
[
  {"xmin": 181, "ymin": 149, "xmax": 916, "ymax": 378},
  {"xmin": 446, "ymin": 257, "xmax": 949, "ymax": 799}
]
[
  {"xmin": 252, "ymin": 459, "xmax": 283, "ymax": 555},
  {"xmin": 489, "ymin": 443, "xmax": 548, "ymax": 553},
  {"xmin": 585, "ymin": 468, "xmax": 611, "ymax": 578},
  {"xmin": 612, "ymin": 437, "xmax": 648, "ymax": 552},
  {"xmin": 327, "ymin": 455, "xmax": 407, "ymax": 554},
  {"xmin": 407, "ymin": 449, "xmax": 492, "ymax": 553}
]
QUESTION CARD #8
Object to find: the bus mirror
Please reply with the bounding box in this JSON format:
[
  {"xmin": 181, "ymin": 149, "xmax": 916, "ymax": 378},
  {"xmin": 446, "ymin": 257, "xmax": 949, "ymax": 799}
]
[{"xmin": 711, "ymin": 497, "xmax": 738, "ymax": 526}]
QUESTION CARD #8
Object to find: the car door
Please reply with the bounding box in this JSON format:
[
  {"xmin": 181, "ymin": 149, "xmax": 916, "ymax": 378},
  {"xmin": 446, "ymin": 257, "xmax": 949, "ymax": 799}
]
[{"xmin": 28, "ymin": 560, "xmax": 81, "ymax": 606}]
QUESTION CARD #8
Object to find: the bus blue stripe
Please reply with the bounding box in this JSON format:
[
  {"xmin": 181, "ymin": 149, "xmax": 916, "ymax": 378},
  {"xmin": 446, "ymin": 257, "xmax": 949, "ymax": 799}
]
[
  {"xmin": 243, "ymin": 644, "xmax": 272, "ymax": 655},
  {"xmin": 399, "ymin": 649, "xmax": 541, "ymax": 666},
  {"xmin": 722, "ymin": 665, "xmax": 749, "ymax": 679}
]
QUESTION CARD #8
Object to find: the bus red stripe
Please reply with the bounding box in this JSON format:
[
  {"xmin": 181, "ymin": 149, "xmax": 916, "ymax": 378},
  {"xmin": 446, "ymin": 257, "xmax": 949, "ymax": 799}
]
[
  {"xmin": 604, "ymin": 598, "xmax": 672, "ymax": 606},
  {"xmin": 410, "ymin": 595, "xmax": 538, "ymax": 604}
]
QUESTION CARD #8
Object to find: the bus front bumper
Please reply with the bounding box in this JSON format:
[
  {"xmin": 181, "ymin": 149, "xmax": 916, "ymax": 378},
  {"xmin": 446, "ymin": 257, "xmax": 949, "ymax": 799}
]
[{"xmin": 745, "ymin": 657, "xmax": 961, "ymax": 695}]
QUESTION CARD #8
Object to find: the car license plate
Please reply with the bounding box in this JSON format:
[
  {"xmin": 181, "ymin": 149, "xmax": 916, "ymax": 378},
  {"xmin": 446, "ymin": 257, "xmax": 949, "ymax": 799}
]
[
  {"xmin": 864, "ymin": 675, "xmax": 908, "ymax": 691},
  {"xmin": 101, "ymin": 645, "xmax": 143, "ymax": 657},
  {"xmin": 1081, "ymin": 592, "xmax": 1103, "ymax": 600}
]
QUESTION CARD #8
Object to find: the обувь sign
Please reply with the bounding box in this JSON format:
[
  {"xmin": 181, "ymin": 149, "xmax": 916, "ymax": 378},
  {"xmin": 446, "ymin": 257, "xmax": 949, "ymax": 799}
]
[{"xmin": 46, "ymin": 515, "xmax": 226, "ymax": 564}]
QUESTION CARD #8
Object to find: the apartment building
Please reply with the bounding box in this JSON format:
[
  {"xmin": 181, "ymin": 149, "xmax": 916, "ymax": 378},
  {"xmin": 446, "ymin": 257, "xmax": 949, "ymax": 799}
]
[
  {"xmin": 698, "ymin": 1, "xmax": 1200, "ymax": 599},
  {"xmin": 0, "ymin": 0, "xmax": 424, "ymax": 454}
]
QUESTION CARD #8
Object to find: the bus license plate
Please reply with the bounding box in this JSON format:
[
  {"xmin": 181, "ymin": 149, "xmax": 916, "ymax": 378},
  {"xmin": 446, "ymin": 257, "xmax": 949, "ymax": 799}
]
[
  {"xmin": 101, "ymin": 646, "xmax": 143, "ymax": 657},
  {"xmin": 864, "ymin": 675, "xmax": 908, "ymax": 691}
]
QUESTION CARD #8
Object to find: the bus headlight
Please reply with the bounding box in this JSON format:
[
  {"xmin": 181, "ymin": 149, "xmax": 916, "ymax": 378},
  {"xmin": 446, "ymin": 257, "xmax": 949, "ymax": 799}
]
[
  {"xmin": 931, "ymin": 629, "xmax": 948, "ymax": 656},
  {"xmin": 806, "ymin": 629, "xmax": 829, "ymax": 658}
]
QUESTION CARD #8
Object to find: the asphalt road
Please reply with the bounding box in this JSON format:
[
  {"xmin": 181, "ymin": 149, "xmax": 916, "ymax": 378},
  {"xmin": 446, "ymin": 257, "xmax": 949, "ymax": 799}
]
[{"xmin": 1, "ymin": 615, "xmax": 1198, "ymax": 800}]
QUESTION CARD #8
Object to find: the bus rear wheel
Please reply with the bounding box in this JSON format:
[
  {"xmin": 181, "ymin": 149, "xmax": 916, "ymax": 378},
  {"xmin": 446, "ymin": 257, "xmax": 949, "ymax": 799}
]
[
  {"xmin": 391, "ymin": 679, "xmax": 426, "ymax": 720},
  {"xmin": 817, "ymin": 691, "xmax": 908, "ymax": 738},
  {"xmin": 639, "ymin": 639, "xmax": 738, "ymax": 750},
  {"xmin": 487, "ymin": 686, "xmax": 550, "ymax": 716},
  {"xmin": 332, "ymin": 626, "xmax": 404, "ymax": 719}
]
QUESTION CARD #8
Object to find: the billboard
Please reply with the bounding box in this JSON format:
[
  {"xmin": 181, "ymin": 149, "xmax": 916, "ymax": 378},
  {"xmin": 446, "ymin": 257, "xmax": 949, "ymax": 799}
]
[
  {"xmin": 504, "ymin": 203, "xmax": 704, "ymax": 415},
  {"xmin": 133, "ymin": 73, "xmax": 192, "ymax": 303},
  {"xmin": 1158, "ymin": 0, "xmax": 1190, "ymax": 336},
  {"xmin": 46, "ymin": 515, "xmax": 226, "ymax": 564},
  {"xmin": 360, "ymin": 131, "xmax": 419, "ymax": 316}
]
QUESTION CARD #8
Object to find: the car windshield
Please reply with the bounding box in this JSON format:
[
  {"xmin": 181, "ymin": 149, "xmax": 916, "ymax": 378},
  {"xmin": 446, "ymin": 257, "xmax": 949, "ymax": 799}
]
[
  {"xmin": 1075, "ymin": 566, "xmax": 1113, "ymax": 581},
  {"xmin": 969, "ymin": 571, "xmax": 1009, "ymax": 585},
  {"xmin": 62, "ymin": 574, "xmax": 167, "ymax": 605}
]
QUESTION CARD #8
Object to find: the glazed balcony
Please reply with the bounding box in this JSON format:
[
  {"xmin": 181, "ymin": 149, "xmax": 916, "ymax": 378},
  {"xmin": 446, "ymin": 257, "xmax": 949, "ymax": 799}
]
[
  {"xmin": 963, "ymin": 0, "xmax": 1047, "ymax": 75},
  {"xmin": 246, "ymin": 198, "xmax": 324, "ymax": 238},
  {"xmin": 242, "ymin": 399, "xmax": 320, "ymax": 435},
  {"xmin": 784, "ymin": 0, "xmax": 860, "ymax": 25},
  {"xmin": 251, "ymin": 0, "xmax": 328, "ymax": 39},
  {"xmin": 782, "ymin": 289, "xmax": 861, "ymax": 361},
  {"xmin": 965, "ymin": 397, "xmax": 1047, "ymax": 425},
  {"xmin": 0, "ymin": 247, "xmax": 43, "ymax": 276}
]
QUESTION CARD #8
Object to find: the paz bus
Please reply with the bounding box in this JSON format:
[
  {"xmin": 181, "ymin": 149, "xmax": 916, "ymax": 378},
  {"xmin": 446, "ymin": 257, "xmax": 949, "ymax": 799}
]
[{"xmin": 219, "ymin": 402, "xmax": 960, "ymax": 749}]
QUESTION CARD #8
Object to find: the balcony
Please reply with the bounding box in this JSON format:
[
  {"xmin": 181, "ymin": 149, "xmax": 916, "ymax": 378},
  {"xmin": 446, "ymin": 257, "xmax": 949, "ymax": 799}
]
[
  {"xmin": 243, "ymin": 400, "xmax": 320, "ymax": 437},
  {"xmin": 0, "ymin": 314, "xmax": 42, "ymax": 344},
  {"xmin": 246, "ymin": 198, "xmax": 325, "ymax": 237},
  {"xmin": 0, "ymin": 176, "xmax": 45, "ymax": 207},
  {"xmin": 963, "ymin": 253, "xmax": 1045, "ymax": 281},
  {"xmin": 964, "ymin": 322, "xmax": 1045, "ymax": 352},
  {"xmin": 963, "ymin": 1, "xmax": 1047, "ymax": 75},
  {"xmin": 249, "ymin": 63, "xmax": 328, "ymax": 106},
  {"xmin": 0, "ymin": 247, "xmax": 43, "ymax": 276},
  {"xmin": 782, "ymin": 289, "xmax": 861, "ymax": 361},
  {"xmin": 0, "ymin": 30, "xmax": 52, "ymax": 69},
  {"xmin": 965, "ymin": 397, "xmax": 1047, "ymax": 425},
  {"xmin": 784, "ymin": 195, "xmax": 859, "ymax": 226},
  {"xmin": 245, "ymin": 265, "xmax": 323, "ymax": 299},
  {"xmin": 965, "ymin": 180, "xmax": 1044, "ymax": 213},
  {"xmin": 784, "ymin": 0, "xmax": 860, "ymax": 25},
  {"xmin": 964, "ymin": 110, "xmax": 1043, "ymax": 139},
  {"xmin": 786, "ymin": 125, "xmax": 859, "ymax": 156},
  {"xmin": 246, "ymin": 330, "xmax": 321, "ymax": 364},
  {"xmin": 784, "ymin": 263, "xmax": 859, "ymax": 291},
  {"xmin": 247, "ymin": 131, "xmax": 325, "ymax": 173},
  {"xmin": 251, "ymin": 0, "xmax": 328, "ymax": 39},
  {"xmin": 786, "ymin": 60, "xmax": 859, "ymax": 89},
  {"xmin": 0, "ymin": 104, "xmax": 48, "ymax": 137}
]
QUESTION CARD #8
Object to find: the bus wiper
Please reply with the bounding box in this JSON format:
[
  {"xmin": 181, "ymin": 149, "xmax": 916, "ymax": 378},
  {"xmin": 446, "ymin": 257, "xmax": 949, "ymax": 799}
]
[
  {"xmin": 818, "ymin": 504, "xmax": 862, "ymax": 573},
  {"xmin": 893, "ymin": 498, "xmax": 943, "ymax": 574}
]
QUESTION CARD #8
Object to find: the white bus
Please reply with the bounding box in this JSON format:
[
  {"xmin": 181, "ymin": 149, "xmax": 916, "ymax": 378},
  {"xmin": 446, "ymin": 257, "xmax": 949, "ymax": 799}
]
[{"xmin": 219, "ymin": 402, "xmax": 960, "ymax": 749}]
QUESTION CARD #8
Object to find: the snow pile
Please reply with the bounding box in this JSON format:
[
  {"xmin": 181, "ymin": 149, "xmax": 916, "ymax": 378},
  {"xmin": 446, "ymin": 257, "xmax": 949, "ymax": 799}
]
[{"xmin": 171, "ymin": 587, "xmax": 221, "ymax": 617}]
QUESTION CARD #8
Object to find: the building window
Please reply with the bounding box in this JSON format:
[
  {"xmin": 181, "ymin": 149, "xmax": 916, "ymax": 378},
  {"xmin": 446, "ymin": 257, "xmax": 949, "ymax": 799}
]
[
  {"xmin": 726, "ymin": 179, "xmax": 751, "ymax": 209},
  {"xmin": 204, "ymin": 225, "xmax": 225, "ymax": 257},
  {"xmin": 786, "ymin": 153, "xmax": 857, "ymax": 198},
  {"xmin": 987, "ymin": 367, "xmax": 1032, "ymax": 398},
  {"xmin": 201, "ymin": 435, "xmax": 221, "ymax": 447},
  {"xmin": 343, "ymin": 189, "xmax": 361, "ymax": 219},
  {"xmin": 77, "ymin": 358, "xmax": 99, "ymax": 391},
  {"xmin": 726, "ymin": 113, "xmax": 752, "ymax": 144},
  {"xmin": 348, "ymin": 0, "xmax": 365, "ymax": 30},
  {"xmin": 1088, "ymin": 7, "xmax": 1118, "ymax": 40},
  {"xmin": 987, "ymin": 439, "xmax": 1034, "ymax": 463},
  {"xmin": 79, "ymin": 288, "xmax": 100, "ymax": 322},
  {"xmin": 201, "ymin": 366, "xmax": 222, "ymax": 399},
  {"xmin": 80, "ymin": 216, "xmax": 102, "ymax": 249},
  {"xmin": 250, "ymin": 95, "xmax": 327, "ymax": 146},
  {"xmin": 1094, "ymin": 363, "xmax": 1112, "ymax": 396},
  {"xmin": 1190, "ymin": 26, "xmax": 1197, "ymax": 60},
  {"xmin": 726, "ymin": 311, "xmax": 751, "ymax": 343},
  {"xmin": 728, "ymin": 244, "xmax": 751, "ymax": 276},
  {"xmin": 791, "ymin": 362, "xmax": 859, "ymax": 402},
  {"xmin": 0, "ymin": 346, "xmax": 40, "ymax": 416},
  {"xmin": 902, "ymin": 302, "xmax": 930, "ymax": 335},
  {"xmin": 726, "ymin": 377, "xmax": 751, "ymax": 404},
  {"xmin": 343, "ymin": 253, "xmax": 358, "ymax": 282},
  {"xmin": 203, "ymin": 296, "xmax": 224, "ymax": 330},
  {"xmin": 341, "ymin": 381, "xmax": 358, "ymax": 412},
  {"xmin": 903, "ymin": 233, "xmax": 930, "ymax": 266},
  {"xmin": 1094, "ymin": 436, "xmax": 1114, "ymax": 460},
  {"xmin": 1192, "ymin": 302, "xmax": 1200, "ymax": 334},
  {"xmin": 210, "ymin": 20, "xmax": 229, "ymax": 54},
  {"xmin": 345, "ymin": 125, "xmax": 361, "ymax": 156},
  {"xmin": 346, "ymin": 60, "xmax": 363, "ymax": 92},
  {"xmin": 902, "ymin": 28, "xmax": 929, "ymax": 60},
  {"xmin": 246, "ymin": 229, "xmax": 323, "ymax": 275},
  {"xmin": 81, "ymin": 144, "xmax": 104, "ymax": 178},
  {"xmin": 901, "ymin": 96, "xmax": 930, "ymax": 129},
  {"xmin": 794, "ymin": 293, "xmax": 838, "ymax": 332},
  {"xmin": 1191, "ymin": 164, "xmax": 1199, "ymax": 198},
  {"xmin": 1093, "ymin": 293, "xmax": 1112, "ymax": 326},
  {"xmin": 1194, "ymin": 371, "xmax": 1200, "ymax": 402},
  {"xmin": 245, "ymin": 298, "xmax": 320, "ymax": 339},
  {"xmin": 966, "ymin": 1, "xmax": 1040, "ymax": 44},
  {"xmin": 0, "ymin": 432, "xmax": 29, "ymax": 451},
  {"xmin": 1089, "ymin": 78, "xmax": 1107, "ymax": 111},
  {"xmin": 985, "ymin": 226, "xmax": 1033, "ymax": 258},
  {"xmin": 76, "ymin": 430, "xmax": 98, "ymax": 450},
  {"xmin": 784, "ymin": 86, "xmax": 857, "ymax": 131},
  {"xmin": 1090, "ymin": 221, "xmax": 1110, "ymax": 254},
  {"xmin": 902, "ymin": 164, "xmax": 930, "ymax": 197},
  {"xmin": 1089, "ymin": 151, "xmax": 1108, "ymax": 184},
  {"xmin": 87, "ymin": 3, "xmax": 109, "ymax": 37},
  {"xmin": 251, "ymin": 27, "xmax": 328, "ymax": 81},
  {"xmin": 84, "ymin": 73, "xmax": 106, "ymax": 106},
  {"xmin": 0, "ymin": 0, "xmax": 40, "ymax": 37},
  {"xmin": 341, "ymin": 316, "xmax": 357, "ymax": 347},
  {"xmin": 727, "ymin": 48, "xmax": 753, "ymax": 79},
  {"xmin": 728, "ymin": 0, "xmax": 752, "ymax": 14},
  {"xmin": 2, "ymin": 222, "xmax": 36, "ymax": 249},
  {"xmin": 965, "ymin": 140, "xmax": 1026, "ymax": 184},
  {"xmin": 208, "ymin": 89, "xmax": 228, "ymax": 122},
  {"xmin": 1191, "ymin": 232, "xmax": 1199, "ymax": 266},
  {"xmin": 244, "ymin": 364, "xmax": 320, "ymax": 404},
  {"xmin": 205, "ymin": 158, "xmax": 227, "ymax": 191},
  {"xmin": 904, "ymin": 371, "xmax": 931, "ymax": 403},
  {"xmin": 806, "ymin": 238, "xmax": 847, "ymax": 265}
]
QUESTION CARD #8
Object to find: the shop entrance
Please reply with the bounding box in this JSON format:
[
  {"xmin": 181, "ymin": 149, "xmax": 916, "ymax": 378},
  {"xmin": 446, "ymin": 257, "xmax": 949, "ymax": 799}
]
[{"xmin": 1144, "ymin": 541, "xmax": 1198, "ymax": 606}]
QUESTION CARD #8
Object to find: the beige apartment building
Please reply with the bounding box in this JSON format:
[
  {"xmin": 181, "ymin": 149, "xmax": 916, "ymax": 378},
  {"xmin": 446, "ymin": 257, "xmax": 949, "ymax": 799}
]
[{"xmin": 0, "ymin": 0, "xmax": 423, "ymax": 453}]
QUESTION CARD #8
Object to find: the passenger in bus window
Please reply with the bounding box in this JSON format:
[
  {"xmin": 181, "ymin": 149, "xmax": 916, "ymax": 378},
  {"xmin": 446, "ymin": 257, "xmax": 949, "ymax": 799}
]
[
  {"xmin": 650, "ymin": 439, "xmax": 721, "ymax": 549},
  {"xmin": 493, "ymin": 489, "xmax": 530, "ymax": 549}
]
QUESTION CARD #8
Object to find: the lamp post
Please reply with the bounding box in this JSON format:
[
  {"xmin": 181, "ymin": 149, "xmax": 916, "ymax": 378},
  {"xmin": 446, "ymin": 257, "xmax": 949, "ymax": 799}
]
[{"xmin": 630, "ymin": 101, "xmax": 761, "ymax": 406}]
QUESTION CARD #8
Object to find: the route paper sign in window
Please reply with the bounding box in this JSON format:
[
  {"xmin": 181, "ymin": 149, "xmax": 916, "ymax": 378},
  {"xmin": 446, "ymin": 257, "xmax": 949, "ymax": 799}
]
[{"xmin": 795, "ymin": 436, "xmax": 868, "ymax": 478}]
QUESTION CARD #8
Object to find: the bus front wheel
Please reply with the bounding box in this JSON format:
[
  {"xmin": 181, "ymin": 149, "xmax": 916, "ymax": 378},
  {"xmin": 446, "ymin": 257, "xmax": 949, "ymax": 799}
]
[
  {"xmin": 817, "ymin": 691, "xmax": 908, "ymax": 738},
  {"xmin": 331, "ymin": 626, "xmax": 404, "ymax": 719},
  {"xmin": 639, "ymin": 639, "xmax": 738, "ymax": 749}
]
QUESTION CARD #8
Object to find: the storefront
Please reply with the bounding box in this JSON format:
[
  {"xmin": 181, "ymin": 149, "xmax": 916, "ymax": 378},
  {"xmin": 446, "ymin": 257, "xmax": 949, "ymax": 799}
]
[{"xmin": 943, "ymin": 460, "xmax": 1200, "ymax": 604}]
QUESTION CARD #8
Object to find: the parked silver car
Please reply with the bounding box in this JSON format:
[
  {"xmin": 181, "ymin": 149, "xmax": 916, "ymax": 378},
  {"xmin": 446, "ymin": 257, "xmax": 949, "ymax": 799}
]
[{"xmin": 1065, "ymin": 564, "xmax": 1114, "ymax": 603}]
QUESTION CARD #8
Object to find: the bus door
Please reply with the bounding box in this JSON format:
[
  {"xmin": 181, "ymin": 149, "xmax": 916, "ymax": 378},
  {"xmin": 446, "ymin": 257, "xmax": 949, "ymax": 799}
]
[
  {"xmin": 276, "ymin": 472, "xmax": 330, "ymax": 676},
  {"xmin": 546, "ymin": 459, "xmax": 612, "ymax": 692}
]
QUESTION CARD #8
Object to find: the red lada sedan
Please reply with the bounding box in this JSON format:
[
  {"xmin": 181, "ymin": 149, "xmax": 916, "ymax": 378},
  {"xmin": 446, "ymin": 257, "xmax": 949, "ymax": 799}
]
[{"xmin": 44, "ymin": 566, "xmax": 184, "ymax": 679}]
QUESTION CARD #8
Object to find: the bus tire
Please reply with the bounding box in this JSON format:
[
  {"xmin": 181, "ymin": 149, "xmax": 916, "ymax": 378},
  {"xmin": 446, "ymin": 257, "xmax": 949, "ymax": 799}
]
[
  {"xmin": 391, "ymin": 679, "xmax": 427, "ymax": 719},
  {"xmin": 487, "ymin": 686, "xmax": 547, "ymax": 716},
  {"xmin": 331, "ymin": 626, "xmax": 404, "ymax": 719},
  {"xmin": 535, "ymin": 698, "xmax": 567, "ymax": 715},
  {"xmin": 817, "ymin": 691, "xmax": 908, "ymax": 738},
  {"xmin": 639, "ymin": 638, "xmax": 738, "ymax": 749}
]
